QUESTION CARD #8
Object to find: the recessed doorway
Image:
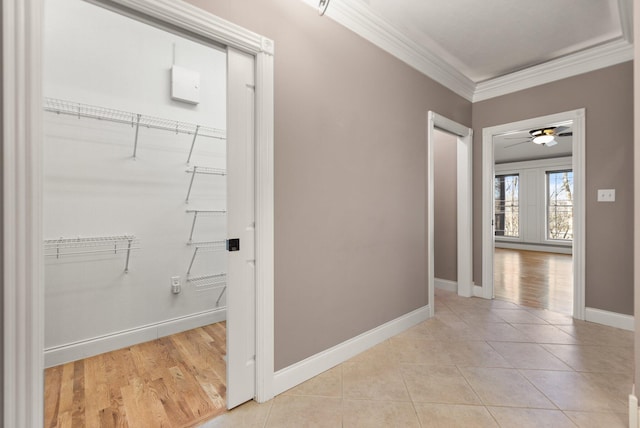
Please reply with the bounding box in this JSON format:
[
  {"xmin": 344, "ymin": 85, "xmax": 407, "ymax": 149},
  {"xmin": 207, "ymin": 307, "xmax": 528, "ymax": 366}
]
[{"xmin": 427, "ymin": 112, "xmax": 473, "ymax": 315}]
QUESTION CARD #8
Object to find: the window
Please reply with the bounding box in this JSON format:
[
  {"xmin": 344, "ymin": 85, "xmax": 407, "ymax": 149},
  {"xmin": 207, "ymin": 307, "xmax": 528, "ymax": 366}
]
[
  {"xmin": 547, "ymin": 170, "xmax": 573, "ymax": 241},
  {"xmin": 495, "ymin": 174, "xmax": 519, "ymax": 237}
]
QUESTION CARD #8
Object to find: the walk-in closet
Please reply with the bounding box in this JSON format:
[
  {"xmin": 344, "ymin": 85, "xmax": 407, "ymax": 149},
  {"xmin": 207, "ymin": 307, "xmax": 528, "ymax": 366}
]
[{"xmin": 43, "ymin": 0, "xmax": 236, "ymax": 424}]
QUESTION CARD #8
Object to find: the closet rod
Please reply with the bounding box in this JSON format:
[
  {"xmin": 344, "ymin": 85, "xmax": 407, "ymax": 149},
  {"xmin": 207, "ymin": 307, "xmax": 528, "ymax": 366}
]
[{"xmin": 43, "ymin": 97, "xmax": 226, "ymax": 140}]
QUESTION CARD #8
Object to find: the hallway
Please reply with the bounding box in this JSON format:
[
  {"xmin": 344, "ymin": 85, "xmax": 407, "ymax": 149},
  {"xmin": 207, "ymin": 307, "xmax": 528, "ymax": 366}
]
[{"xmin": 201, "ymin": 289, "xmax": 630, "ymax": 427}]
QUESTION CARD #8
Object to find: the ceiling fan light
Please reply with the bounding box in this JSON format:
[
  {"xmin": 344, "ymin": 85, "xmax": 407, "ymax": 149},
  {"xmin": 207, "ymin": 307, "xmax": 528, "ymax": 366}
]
[{"xmin": 533, "ymin": 134, "xmax": 554, "ymax": 144}]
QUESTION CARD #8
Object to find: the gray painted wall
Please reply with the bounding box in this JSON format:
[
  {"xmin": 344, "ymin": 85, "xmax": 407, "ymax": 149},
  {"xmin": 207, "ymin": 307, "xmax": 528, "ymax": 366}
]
[
  {"xmin": 434, "ymin": 129, "xmax": 457, "ymax": 282},
  {"xmin": 185, "ymin": 0, "xmax": 472, "ymax": 370},
  {"xmin": 473, "ymin": 62, "xmax": 634, "ymax": 315}
]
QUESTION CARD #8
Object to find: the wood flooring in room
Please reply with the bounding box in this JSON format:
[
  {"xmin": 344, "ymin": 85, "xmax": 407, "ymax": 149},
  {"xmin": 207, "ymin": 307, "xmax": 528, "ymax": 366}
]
[
  {"xmin": 494, "ymin": 248, "xmax": 573, "ymax": 314},
  {"xmin": 44, "ymin": 322, "xmax": 227, "ymax": 428}
]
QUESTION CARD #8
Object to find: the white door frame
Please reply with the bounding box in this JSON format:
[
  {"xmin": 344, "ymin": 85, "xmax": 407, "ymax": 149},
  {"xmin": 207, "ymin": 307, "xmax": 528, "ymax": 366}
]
[
  {"xmin": 427, "ymin": 112, "xmax": 473, "ymax": 316},
  {"xmin": 3, "ymin": 0, "xmax": 275, "ymax": 426},
  {"xmin": 481, "ymin": 109, "xmax": 585, "ymax": 318}
]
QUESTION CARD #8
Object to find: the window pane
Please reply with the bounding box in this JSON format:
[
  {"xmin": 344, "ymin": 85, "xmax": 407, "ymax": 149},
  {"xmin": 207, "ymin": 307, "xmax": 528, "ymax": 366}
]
[
  {"xmin": 547, "ymin": 170, "xmax": 573, "ymax": 241},
  {"xmin": 494, "ymin": 174, "xmax": 519, "ymax": 237}
]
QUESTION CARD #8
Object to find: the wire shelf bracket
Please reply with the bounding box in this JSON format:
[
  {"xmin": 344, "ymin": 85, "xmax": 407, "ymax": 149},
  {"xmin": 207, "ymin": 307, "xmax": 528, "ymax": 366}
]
[
  {"xmin": 185, "ymin": 209, "xmax": 227, "ymax": 243},
  {"xmin": 186, "ymin": 240, "xmax": 226, "ymax": 276},
  {"xmin": 44, "ymin": 235, "xmax": 140, "ymax": 272},
  {"xmin": 185, "ymin": 166, "xmax": 227, "ymax": 203},
  {"xmin": 43, "ymin": 97, "xmax": 226, "ymax": 159}
]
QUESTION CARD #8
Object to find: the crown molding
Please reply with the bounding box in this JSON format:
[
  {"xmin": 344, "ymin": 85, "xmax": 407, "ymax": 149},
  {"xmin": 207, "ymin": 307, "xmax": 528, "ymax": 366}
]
[
  {"xmin": 310, "ymin": 0, "xmax": 476, "ymax": 101},
  {"xmin": 304, "ymin": 0, "xmax": 633, "ymax": 103},
  {"xmin": 618, "ymin": 0, "xmax": 633, "ymax": 43},
  {"xmin": 473, "ymin": 38, "xmax": 633, "ymax": 102}
]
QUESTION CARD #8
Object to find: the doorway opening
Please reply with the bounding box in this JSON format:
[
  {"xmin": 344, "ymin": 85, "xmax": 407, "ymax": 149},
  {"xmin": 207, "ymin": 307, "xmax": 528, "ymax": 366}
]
[
  {"xmin": 492, "ymin": 125, "xmax": 574, "ymax": 313},
  {"xmin": 3, "ymin": 0, "xmax": 275, "ymax": 425},
  {"xmin": 427, "ymin": 112, "xmax": 473, "ymax": 316},
  {"xmin": 481, "ymin": 109, "xmax": 585, "ymax": 318},
  {"xmin": 42, "ymin": 0, "xmax": 255, "ymax": 424}
]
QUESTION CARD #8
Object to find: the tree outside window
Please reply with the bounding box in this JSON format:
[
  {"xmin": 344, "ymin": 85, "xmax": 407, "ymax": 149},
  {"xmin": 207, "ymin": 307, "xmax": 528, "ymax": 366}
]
[
  {"xmin": 495, "ymin": 174, "xmax": 519, "ymax": 237},
  {"xmin": 547, "ymin": 170, "xmax": 573, "ymax": 241}
]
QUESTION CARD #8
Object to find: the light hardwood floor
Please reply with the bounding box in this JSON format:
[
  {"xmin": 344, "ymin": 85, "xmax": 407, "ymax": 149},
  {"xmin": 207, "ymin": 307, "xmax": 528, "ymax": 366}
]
[
  {"xmin": 45, "ymin": 322, "xmax": 227, "ymax": 428},
  {"xmin": 494, "ymin": 248, "xmax": 573, "ymax": 314}
]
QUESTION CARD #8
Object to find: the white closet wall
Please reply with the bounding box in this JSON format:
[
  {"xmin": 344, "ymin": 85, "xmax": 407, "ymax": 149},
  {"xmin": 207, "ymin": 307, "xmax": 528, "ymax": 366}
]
[{"xmin": 43, "ymin": 0, "xmax": 228, "ymax": 365}]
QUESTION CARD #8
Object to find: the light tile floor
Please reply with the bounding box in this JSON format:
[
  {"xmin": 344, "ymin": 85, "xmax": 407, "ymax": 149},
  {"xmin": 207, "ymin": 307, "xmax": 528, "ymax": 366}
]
[{"xmin": 200, "ymin": 289, "xmax": 632, "ymax": 427}]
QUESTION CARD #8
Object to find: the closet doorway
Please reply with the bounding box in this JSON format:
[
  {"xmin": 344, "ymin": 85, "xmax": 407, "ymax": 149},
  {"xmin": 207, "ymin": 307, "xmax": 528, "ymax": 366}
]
[
  {"xmin": 5, "ymin": 0, "xmax": 274, "ymax": 424},
  {"xmin": 40, "ymin": 0, "xmax": 262, "ymax": 424}
]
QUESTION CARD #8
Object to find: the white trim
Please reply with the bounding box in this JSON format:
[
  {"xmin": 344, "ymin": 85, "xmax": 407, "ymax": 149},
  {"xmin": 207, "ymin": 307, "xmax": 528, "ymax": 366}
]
[
  {"xmin": 3, "ymin": 1, "xmax": 45, "ymax": 427},
  {"xmin": 481, "ymin": 110, "xmax": 586, "ymax": 316},
  {"xmin": 427, "ymin": 112, "xmax": 473, "ymax": 317},
  {"xmin": 585, "ymin": 307, "xmax": 635, "ymax": 331},
  {"xmin": 254, "ymin": 47, "xmax": 275, "ymax": 403},
  {"xmin": 495, "ymin": 242, "xmax": 572, "ymax": 255},
  {"xmin": 618, "ymin": 0, "xmax": 634, "ymax": 44},
  {"xmin": 630, "ymin": 393, "xmax": 639, "ymax": 428},
  {"xmin": 434, "ymin": 278, "xmax": 457, "ymax": 293},
  {"xmin": 572, "ymin": 111, "xmax": 587, "ymax": 320},
  {"xmin": 301, "ymin": 0, "xmax": 632, "ymax": 103},
  {"xmin": 473, "ymin": 39, "xmax": 633, "ymax": 102},
  {"xmin": 481, "ymin": 126, "xmax": 495, "ymax": 300},
  {"xmin": 44, "ymin": 309, "xmax": 226, "ymax": 368},
  {"xmin": 94, "ymin": 0, "xmax": 272, "ymax": 56},
  {"xmin": 473, "ymin": 285, "xmax": 484, "ymax": 298},
  {"xmin": 7, "ymin": 0, "xmax": 276, "ymax": 424},
  {"xmin": 272, "ymin": 305, "xmax": 430, "ymax": 396},
  {"xmin": 495, "ymin": 157, "xmax": 573, "ymax": 172},
  {"xmin": 302, "ymin": 0, "xmax": 475, "ymax": 101}
]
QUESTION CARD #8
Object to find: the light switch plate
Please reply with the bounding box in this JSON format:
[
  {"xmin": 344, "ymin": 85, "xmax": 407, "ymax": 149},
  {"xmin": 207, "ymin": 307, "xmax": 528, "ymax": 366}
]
[
  {"xmin": 597, "ymin": 189, "xmax": 615, "ymax": 202},
  {"xmin": 171, "ymin": 65, "xmax": 200, "ymax": 105}
]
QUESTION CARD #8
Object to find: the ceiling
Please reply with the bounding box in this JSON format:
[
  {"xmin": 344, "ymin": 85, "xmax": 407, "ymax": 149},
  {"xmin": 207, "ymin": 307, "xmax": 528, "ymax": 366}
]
[
  {"xmin": 493, "ymin": 125, "xmax": 573, "ymax": 164},
  {"xmin": 306, "ymin": 0, "xmax": 633, "ymax": 101}
]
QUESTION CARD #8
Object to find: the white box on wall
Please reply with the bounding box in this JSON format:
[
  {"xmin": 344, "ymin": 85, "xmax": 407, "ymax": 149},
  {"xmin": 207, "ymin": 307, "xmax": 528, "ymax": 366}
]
[{"xmin": 171, "ymin": 65, "xmax": 200, "ymax": 104}]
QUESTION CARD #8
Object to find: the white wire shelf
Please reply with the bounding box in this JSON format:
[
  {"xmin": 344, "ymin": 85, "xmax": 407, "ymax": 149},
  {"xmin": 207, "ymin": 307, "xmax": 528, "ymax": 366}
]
[
  {"xmin": 43, "ymin": 97, "xmax": 226, "ymax": 159},
  {"xmin": 187, "ymin": 273, "xmax": 227, "ymax": 305},
  {"xmin": 44, "ymin": 235, "xmax": 140, "ymax": 272},
  {"xmin": 185, "ymin": 166, "xmax": 227, "ymax": 203}
]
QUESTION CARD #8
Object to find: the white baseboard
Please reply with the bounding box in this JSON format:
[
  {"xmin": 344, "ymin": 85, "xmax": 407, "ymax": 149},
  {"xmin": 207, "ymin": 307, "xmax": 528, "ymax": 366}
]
[
  {"xmin": 473, "ymin": 285, "xmax": 493, "ymax": 299},
  {"xmin": 495, "ymin": 241, "xmax": 572, "ymax": 254},
  {"xmin": 44, "ymin": 308, "xmax": 226, "ymax": 367},
  {"xmin": 273, "ymin": 305, "xmax": 431, "ymax": 396},
  {"xmin": 585, "ymin": 307, "xmax": 634, "ymax": 331},
  {"xmin": 434, "ymin": 278, "xmax": 457, "ymax": 292},
  {"xmin": 630, "ymin": 393, "xmax": 639, "ymax": 428}
]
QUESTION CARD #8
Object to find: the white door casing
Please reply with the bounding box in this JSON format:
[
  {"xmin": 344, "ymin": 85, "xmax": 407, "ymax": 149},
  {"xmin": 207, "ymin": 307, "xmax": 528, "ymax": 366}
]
[
  {"xmin": 3, "ymin": 0, "xmax": 275, "ymax": 426},
  {"xmin": 226, "ymin": 47, "xmax": 257, "ymax": 409},
  {"xmin": 481, "ymin": 109, "xmax": 585, "ymax": 318},
  {"xmin": 427, "ymin": 111, "xmax": 473, "ymax": 316}
]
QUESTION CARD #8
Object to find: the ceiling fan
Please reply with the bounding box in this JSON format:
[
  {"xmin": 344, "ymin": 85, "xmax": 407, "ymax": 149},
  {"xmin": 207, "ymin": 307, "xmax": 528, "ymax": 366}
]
[{"xmin": 504, "ymin": 126, "xmax": 572, "ymax": 148}]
